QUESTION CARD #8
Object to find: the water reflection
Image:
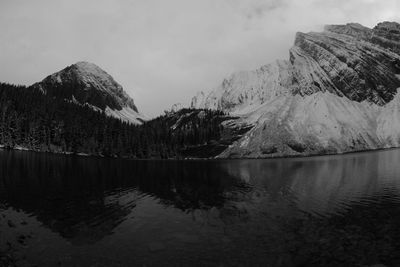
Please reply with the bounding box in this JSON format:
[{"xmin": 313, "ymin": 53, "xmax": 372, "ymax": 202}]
[
  {"xmin": 0, "ymin": 151, "xmax": 247, "ymax": 244},
  {"xmin": 220, "ymin": 149, "xmax": 400, "ymax": 217},
  {"xmin": 2, "ymin": 150, "xmax": 400, "ymax": 236},
  {"xmin": 2, "ymin": 149, "xmax": 400, "ymax": 266}
]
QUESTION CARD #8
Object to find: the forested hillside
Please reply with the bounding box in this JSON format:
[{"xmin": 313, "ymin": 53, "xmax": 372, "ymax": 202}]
[{"xmin": 0, "ymin": 83, "xmax": 249, "ymax": 158}]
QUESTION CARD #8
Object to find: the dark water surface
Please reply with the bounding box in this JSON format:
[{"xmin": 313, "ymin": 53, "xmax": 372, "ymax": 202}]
[{"xmin": 1, "ymin": 150, "xmax": 400, "ymax": 266}]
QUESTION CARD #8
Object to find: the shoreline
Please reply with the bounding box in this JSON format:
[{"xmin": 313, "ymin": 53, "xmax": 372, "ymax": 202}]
[{"xmin": 1, "ymin": 144, "xmax": 399, "ymax": 162}]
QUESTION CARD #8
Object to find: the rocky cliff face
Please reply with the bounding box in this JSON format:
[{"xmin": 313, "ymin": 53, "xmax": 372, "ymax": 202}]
[
  {"xmin": 32, "ymin": 62, "xmax": 146, "ymax": 124},
  {"xmin": 191, "ymin": 21, "xmax": 400, "ymax": 158},
  {"xmin": 293, "ymin": 23, "xmax": 400, "ymax": 105}
]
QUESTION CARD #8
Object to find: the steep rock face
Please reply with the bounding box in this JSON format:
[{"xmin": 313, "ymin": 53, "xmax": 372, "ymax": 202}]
[
  {"xmin": 191, "ymin": 21, "xmax": 400, "ymax": 158},
  {"xmin": 294, "ymin": 27, "xmax": 400, "ymax": 104},
  {"xmin": 32, "ymin": 62, "xmax": 145, "ymax": 124},
  {"xmin": 327, "ymin": 22, "xmax": 400, "ymax": 55},
  {"xmin": 372, "ymin": 22, "xmax": 400, "ymax": 54}
]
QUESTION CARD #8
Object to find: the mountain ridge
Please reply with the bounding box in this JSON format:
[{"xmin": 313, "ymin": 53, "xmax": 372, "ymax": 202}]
[{"xmin": 190, "ymin": 21, "xmax": 400, "ymax": 158}]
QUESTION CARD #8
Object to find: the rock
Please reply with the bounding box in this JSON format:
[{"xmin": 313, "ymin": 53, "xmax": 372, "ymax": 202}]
[
  {"xmin": 15, "ymin": 259, "xmax": 30, "ymax": 267},
  {"xmin": 222, "ymin": 237, "xmax": 231, "ymax": 244},
  {"xmin": 192, "ymin": 209, "xmax": 206, "ymax": 224},
  {"xmin": 17, "ymin": 234, "xmax": 27, "ymax": 246},
  {"xmin": 175, "ymin": 234, "xmax": 199, "ymax": 244},
  {"xmin": 293, "ymin": 27, "xmax": 400, "ymax": 104},
  {"xmin": 7, "ymin": 220, "xmax": 16, "ymax": 228},
  {"xmin": 147, "ymin": 242, "xmax": 165, "ymax": 252},
  {"xmin": 209, "ymin": 207, "xmax": 220, "ymax": 219}
]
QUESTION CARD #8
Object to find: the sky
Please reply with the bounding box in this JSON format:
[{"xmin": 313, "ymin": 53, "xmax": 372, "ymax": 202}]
[{"xmin": 0, "ymin": 0, "xmax": 399, "ymax": 117}]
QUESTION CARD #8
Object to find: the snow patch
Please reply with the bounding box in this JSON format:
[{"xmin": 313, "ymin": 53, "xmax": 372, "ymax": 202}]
[{"xmin": 105, "ymin": 106, "xmax": 147, "ymax": 125}]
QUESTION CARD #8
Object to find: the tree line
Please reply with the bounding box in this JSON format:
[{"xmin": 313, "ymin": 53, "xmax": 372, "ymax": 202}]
[{"xmin": 0, "ymin": 82, "xmax": 231, "ymax": 158}]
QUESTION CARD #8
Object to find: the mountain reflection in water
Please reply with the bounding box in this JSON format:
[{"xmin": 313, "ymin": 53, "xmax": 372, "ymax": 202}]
[
  {"xmin": 0, "ymin": 152, "xmax": 244, "ymax": 244},
  {"xmin": 221, "ymin": 149, "xmax": 400, "ymax": 217},
  {"xmin": 1, "ymin": 149, "xmax": 400, "ymax": 266}
]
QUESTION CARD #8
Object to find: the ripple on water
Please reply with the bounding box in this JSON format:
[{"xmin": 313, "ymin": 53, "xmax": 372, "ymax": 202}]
[{"xmin": 2, "ymin": 149, "xmax": 400, "ymax": 266}]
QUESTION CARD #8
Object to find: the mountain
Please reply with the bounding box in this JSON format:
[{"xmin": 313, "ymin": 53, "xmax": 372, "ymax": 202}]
[
  {"xmin": 191, "ymin": 21, "xmax": 400, "ymax": 158},
  {"xmin": 32, "ymin": 61, "xmax": 146, "ymax": 124}
]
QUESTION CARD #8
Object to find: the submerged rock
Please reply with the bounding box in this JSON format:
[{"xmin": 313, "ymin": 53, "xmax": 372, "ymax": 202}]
[
  {"xmin": 148, "ymin": 242, "xmax": 165, "ymax": 252},
  {"xmin": 7, "ymin": 220, "xmax": 16, "ymax": 228}
]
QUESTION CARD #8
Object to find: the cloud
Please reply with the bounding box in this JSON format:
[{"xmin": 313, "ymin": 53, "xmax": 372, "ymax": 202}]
[
  {"xmin": 227, "ymin": 0, "xmax": 289, "ymax": 19},
  {"xmin": 0, "ymin": 0, "xmax": 399, "ymax": 117}
]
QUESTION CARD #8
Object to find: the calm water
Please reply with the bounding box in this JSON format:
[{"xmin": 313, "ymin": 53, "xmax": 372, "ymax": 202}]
[{"xmin": 1, "ymin": 150, "xmax": 400, "ymax": 266}]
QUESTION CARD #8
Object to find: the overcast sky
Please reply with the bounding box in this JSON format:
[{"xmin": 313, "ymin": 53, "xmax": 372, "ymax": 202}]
[{"xmin": 0, "ymin": 0, "xmax": 399, "ymax": 117}]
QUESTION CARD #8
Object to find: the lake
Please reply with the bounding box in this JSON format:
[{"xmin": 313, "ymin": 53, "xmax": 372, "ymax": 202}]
[{"xmin": 1, "ymin": 149, "xmax": 400, "ymax": 266}]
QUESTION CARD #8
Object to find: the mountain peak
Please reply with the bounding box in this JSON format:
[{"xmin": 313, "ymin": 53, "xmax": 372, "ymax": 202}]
[
  {"xmin": 74, "ymin": 61, "xmax": 99, "ymax": 67},
  {"xmin": 66, "ymin": 61, "xmax": 120, "ymax": 89},
  {"xmin": 32, "ymin": 62, "xmax": 146, "ymax": 124},
  {"xmin": 72, "ymin": 61, "xmax": 107, "ymax": 76},
  {"xmin": 324, "ymin": 22, "xmax": 372, "ymax": 39}
]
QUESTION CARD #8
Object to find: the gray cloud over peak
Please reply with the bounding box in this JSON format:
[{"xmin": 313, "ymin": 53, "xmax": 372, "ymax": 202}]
[
  {"xmin": 246, "ymin": 0, "xmax": 288, "ymax": 19},
  {"xmin": 0, "ymin": 0, "xmax": 399, "ymax": 117}
]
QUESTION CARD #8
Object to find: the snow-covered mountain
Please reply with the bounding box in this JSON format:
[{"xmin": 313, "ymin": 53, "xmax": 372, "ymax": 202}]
[
  {"xmin": 33, "ymin": 61, "xmax": 146, "ymax": 124},
  {"xmin": 191, "ymin": 21, "xmax": 400, "ymax": 158}
]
